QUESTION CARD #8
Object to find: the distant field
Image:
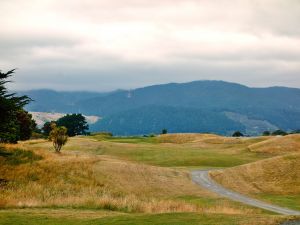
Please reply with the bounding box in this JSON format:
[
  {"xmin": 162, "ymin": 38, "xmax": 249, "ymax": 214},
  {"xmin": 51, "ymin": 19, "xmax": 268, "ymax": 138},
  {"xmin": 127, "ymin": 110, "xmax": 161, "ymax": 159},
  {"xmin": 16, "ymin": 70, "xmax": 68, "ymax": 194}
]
[
  {"xmin": 30, "ymin": 112, "xmax": 100, "ymax": 127},
  {"xmin": 1, "ymin": 133, "xmax": 299, "ymax": 224}
]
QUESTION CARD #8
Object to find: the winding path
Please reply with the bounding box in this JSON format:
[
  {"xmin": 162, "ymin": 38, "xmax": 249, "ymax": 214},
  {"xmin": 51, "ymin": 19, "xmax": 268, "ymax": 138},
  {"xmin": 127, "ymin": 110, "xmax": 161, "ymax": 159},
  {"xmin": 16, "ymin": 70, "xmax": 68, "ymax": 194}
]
[{"xmin": 191, "ymin": 170, "xmax": 300, "ymax": 215}]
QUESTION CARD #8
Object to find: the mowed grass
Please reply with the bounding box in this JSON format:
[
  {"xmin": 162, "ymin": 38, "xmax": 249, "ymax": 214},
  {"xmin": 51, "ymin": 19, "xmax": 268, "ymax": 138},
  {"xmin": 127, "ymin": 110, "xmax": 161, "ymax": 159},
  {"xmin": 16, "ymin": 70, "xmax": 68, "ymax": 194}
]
[
  {"xmin": 84, "ymin": 133, "xmax": 272, "ymax": 168},
  {"xmin": 0, "ymin": 210, "xmax": 283, "ymax": 225},
  {"xmin": 258, "ymin": 194, "xmax": 300, "ymax": 211}
]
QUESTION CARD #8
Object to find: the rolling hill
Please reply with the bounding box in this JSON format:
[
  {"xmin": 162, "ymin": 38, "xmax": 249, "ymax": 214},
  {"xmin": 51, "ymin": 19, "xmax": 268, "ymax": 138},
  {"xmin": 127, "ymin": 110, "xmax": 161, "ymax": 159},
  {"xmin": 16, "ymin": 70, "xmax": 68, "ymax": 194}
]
[
  {"xmin": 210, "ymin": 150, "xmax": 300, "ymax": 210},
  {"xmin": 21, "ymin": 81, "xmax": 300, "ymax": 135}
]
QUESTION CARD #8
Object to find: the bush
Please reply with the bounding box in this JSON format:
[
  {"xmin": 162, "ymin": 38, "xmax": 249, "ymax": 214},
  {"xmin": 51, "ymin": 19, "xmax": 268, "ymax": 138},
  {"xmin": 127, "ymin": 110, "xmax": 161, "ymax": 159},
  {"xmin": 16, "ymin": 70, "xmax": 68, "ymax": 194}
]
[
  {"xmin": 49, "ymin": 125, "xmax": 68, "ymax": 153},
  {"xmin": 232, "ymin": 131, "xmax": 244, "ymax": 137},
  {"xmin": 262, "ymin": 131, "xmax": 271, "ymax": 136},
  {"xmin": 161, "ymin": 129, "xmax": 168, "ymax": 134}
]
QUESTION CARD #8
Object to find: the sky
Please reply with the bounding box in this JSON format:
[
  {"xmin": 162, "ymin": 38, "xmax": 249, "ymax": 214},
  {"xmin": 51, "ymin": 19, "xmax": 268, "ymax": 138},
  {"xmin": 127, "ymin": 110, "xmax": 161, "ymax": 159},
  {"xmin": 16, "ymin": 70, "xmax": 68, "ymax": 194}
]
[{"xmin": 1, "ymin": 0, "xmax": 300, "ymax": 91}]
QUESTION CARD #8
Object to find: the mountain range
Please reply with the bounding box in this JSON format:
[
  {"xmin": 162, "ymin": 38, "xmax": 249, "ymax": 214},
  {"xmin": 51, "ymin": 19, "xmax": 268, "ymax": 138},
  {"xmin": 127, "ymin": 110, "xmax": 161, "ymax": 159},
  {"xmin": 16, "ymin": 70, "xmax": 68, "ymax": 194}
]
[{"xmin": 20, "ymin": 81, "xmax": 300, "ymax": 136}]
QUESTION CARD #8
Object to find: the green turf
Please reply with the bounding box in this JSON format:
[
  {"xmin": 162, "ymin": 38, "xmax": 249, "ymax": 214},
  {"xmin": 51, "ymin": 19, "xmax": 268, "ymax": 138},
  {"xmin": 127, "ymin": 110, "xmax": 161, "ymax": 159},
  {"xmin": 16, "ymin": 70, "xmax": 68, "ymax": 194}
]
[
  {"xmin": 0, "ymin": 210, "xmax": 278, "ymax": 225},
  {"xmin": 258, "ymin": 194, "xmax": 300, "ymax": 211},
  {"xmin": 97, "ymin": 143, "xmax": 267, "ymax": 168}
]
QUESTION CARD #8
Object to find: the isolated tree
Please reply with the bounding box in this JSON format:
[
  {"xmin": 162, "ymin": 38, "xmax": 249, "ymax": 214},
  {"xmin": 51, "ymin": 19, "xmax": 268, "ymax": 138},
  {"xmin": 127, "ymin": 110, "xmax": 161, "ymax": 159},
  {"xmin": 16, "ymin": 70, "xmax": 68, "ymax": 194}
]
[
  {"xmin": 161, "ymin": 129, "xmax": 168, "ymax": 134},
  {"xmin": 0, "ymin": 69, "xmax": 32, "ymax": 143},
  {"xmin": 232, "ymin": 131, "xmax": 244, "ymax": 137},
  {"xmin": 49, "ymin": 123, "xmax": 68, "ymax": 153},
  {"xmin": 56, "ymin": 114, "xmax": 88, "ymax": 137},
  {"xmin": 262, "ymin": 131, "xmax": 270, "ymax": 136}
]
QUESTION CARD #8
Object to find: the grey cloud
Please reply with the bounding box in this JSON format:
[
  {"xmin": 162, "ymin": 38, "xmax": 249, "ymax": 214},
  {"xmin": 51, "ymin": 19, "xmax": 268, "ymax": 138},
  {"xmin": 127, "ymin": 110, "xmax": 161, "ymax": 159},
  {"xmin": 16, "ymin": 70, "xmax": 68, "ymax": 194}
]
[{"xmin": 1, "ymin": 0, "xmax": 300, "ymax": 90}]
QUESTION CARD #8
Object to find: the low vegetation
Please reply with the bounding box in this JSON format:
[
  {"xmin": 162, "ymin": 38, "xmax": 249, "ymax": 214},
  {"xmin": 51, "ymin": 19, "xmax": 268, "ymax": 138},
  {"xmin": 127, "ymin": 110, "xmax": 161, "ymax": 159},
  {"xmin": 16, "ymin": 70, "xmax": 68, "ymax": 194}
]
[{"xmin": 1, "ymin": 133, "xmax": 299, "ymax": 224}]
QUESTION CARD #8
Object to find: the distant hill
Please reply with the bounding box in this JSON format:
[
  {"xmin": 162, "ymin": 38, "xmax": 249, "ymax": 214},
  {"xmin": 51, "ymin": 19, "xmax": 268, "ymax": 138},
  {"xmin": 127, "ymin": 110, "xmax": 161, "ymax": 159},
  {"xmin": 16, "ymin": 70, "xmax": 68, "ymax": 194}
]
[
  {"xmin": 19, "ymin": 89, "xmax": 111, "ymax": 113},
  {"xmin": 21, "ymin": 81, "xmax": 300, "ymax": 135},
  {"xmin": 89, "ymin": 105, "xmax": 244, "ymax": 136}
]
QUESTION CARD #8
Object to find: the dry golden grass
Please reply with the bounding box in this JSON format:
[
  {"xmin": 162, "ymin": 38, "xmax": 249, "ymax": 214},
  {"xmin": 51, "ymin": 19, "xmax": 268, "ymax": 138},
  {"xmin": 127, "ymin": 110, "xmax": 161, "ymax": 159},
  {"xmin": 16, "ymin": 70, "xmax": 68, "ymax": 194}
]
[
  {"xmin": 248, "ymin": 134, "xmax": 300, "ymax": 154},
  {"xmin": 0, "ymin": 138, "xmax": 267, "ymax": 215},
  {"xmin": 156, "ymin": 133, "xmax": 270, "ymax": 150},
  {"xmin": 0, "ymin": 140, "xmax": 209, "ymax": 213},
  {"xmin": 210, "ymin": 153, "xmax": 300, "ymax": 195}
]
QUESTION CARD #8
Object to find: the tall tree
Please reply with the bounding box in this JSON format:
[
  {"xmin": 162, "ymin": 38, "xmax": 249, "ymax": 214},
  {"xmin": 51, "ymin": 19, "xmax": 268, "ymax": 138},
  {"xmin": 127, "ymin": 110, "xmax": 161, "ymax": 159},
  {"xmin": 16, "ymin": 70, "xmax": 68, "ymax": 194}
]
[
  {"xmin": 56, "ymin": 114, "xmax": 88, "ymax": 137},
  {"xmin": 0, "ymin": 69, "xmax": 32, "ymax": 143}
]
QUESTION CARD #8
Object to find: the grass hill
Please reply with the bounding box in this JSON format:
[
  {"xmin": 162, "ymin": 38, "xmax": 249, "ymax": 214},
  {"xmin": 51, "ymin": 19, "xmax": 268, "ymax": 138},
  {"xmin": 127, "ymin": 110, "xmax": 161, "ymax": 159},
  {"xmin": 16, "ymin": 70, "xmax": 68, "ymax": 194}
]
[
  {"xmin": 0, "ymin": 133, "xmax": 296, "ymax": 224},
  {"xmin": 247, "ymin": 134, "xmax": 300, "ymax": 154},
  {"xmin": 21, "ymin": 81, "xmax": 300, "ymax": 135},
  {"xmin": 210, "ymin": 152, "xmax": 300, "ymax": 211}
]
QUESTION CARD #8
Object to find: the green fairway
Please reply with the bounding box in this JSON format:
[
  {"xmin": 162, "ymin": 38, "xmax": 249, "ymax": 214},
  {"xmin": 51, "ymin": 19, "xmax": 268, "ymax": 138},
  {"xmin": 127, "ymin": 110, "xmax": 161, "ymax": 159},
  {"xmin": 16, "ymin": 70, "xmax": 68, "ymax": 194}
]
[
  {"xmin": 258, "ymin": 194, "xmax": 300, "ymax": 211},
  {"xmin": 85, "ymin": 135, "xmax": 269, "ymax": 168},
  {"xmin": 0, "ymin": 210, "xmax": 281, "ymax": 225}
]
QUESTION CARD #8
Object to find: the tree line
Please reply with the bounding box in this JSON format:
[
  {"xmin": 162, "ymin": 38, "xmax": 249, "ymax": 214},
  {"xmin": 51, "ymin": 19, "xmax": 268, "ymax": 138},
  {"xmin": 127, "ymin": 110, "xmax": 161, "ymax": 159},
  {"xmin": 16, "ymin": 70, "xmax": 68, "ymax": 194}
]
[
  {"xmin": 0, "ymin": 69, "xmax": 89, "ymax": 153},
  {"xmin": 0, "ymin": 69, "xmax": 36, "ymax": 143}
]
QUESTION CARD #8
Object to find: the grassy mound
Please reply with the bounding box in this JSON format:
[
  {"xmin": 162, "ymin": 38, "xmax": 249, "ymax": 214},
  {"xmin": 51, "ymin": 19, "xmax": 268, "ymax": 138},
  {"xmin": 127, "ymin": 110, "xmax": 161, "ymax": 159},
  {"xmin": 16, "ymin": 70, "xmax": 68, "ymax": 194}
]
[
  {"xmin": 210, "ymin": 153, "xmax": 300, "ymax": 210},
  {"xmin": 248, "ymin": 134, "xmax": 300, "ymax": 153},
  {"xmin": 0, "ymin": 138, "xmax": 265, "ymax": 215}
]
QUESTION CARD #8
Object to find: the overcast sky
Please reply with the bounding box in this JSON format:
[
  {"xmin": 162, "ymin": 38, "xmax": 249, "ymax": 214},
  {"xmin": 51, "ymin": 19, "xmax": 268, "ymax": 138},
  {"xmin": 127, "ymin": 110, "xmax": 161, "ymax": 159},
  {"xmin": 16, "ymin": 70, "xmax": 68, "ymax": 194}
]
[{"xmin": 1, "ymin": 0, "xmax": 300, "ymax": 91}]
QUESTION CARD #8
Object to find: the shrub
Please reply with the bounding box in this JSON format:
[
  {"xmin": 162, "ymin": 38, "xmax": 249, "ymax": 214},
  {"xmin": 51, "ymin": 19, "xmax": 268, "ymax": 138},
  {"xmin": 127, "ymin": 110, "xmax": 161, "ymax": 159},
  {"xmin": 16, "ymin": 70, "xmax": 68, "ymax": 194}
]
[
  {"xmin": 262, "ymin": 131, "xmax": 271, "ymax": 136},
  {"xmin": 232, "ymin": 131, "xmax": 244, "ymax": 137},
  {"xmin": 161, "ymin": 129, "xmax": 168, "ymax": 135},
  {"xmin": 49, "ymin": 125, "xmax": 68, "ymax": 153}
]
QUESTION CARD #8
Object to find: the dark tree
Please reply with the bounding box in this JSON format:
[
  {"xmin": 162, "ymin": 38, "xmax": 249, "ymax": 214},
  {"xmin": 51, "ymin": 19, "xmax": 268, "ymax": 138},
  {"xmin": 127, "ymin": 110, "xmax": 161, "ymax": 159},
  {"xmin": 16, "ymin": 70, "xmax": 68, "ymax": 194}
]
[
  {"xmin": 272, "ymin": 130, "xmax": 287, "ymax": 136},
  {"xmin": 0, "ymin": 69, "xmax": 32, "ymax": 143},
  {"xmin": 161, "ymin": 129, "xmax": 168, "ymax": 134},
  {"xmin": 232, "ymin": 131, "xmax": 244, "ymax": 137},
  {"xmin": 56, "ymin": 114, "xmax": 88, "ymax": 137},
  {"xmin": 42, "ymin": 121, "xmax": 56, "ymax": 136},
  {"xmin": 262, "ymin": 131, "xmax": 271, "ymax": 136},
  {"xmin": 16, "ymin": 110, "xmax": 37, "ymax": 140}
]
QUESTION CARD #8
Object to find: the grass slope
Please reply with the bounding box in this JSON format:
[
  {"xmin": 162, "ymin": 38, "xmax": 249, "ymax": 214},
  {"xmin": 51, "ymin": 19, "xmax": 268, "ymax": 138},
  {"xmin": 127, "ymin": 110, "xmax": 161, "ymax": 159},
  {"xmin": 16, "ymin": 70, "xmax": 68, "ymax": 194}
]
[
  {"xmin": 0, "ymin": 138, "xmax": 263, "ymax": 216},
  {"xmin": 1, "ymin": 133, "xmax": 299, "ymax": 224},
  {"xmin": 210, "ymin": 153, "xmax": 300, "ymax": 210},
  {"xmin": 248, "ymin": 134, "xmax": 300, "ymax": 154}
]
